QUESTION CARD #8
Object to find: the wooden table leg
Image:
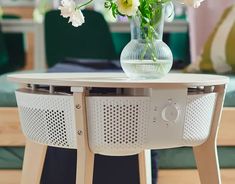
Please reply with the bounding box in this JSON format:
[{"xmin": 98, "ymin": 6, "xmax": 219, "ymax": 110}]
[
  {"xmin": 74, "ymin": 90, "xmax": 94, "ymax": 184},
  {"xmin": 138, "ymin": 150, "xmax": 152, "ymax": 184},
  {"xmin": 193, "ymin": 142, "xmax": 221, "ymax": 184},
  {"xmin": 193, "ymin": 85, "xmax": 226, "ymax": 184},
  {"xmin": 21, "ymin": 139, "xmax": 47, "ymax": 184}
]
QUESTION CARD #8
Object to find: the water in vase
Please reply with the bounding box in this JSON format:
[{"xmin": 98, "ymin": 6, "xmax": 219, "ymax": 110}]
[{"xmin": 121, "ymin": 59, "xmax": 173, "ymax": 79}]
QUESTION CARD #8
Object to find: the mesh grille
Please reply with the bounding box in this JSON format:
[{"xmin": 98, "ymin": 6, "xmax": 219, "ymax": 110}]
[
  {"xmin": 16, "ymin": 91, "xmax": 77, "ymax": 149},
  {"xmin": 86, "ymin": 97, "xmax": 150, "ymax": 155},
  {"xmin": 16, "ymin": 90, "xmax": 217, "ymax": 153},
  {"xmin": 183, "ymin": 93, "xmax": 217, "ymax": 145}
]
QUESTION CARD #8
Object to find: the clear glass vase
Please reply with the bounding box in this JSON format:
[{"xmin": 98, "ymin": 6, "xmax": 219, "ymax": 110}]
[{"xmin": 120, "ymin": 3, "xmax": 174, "ymax": 79}]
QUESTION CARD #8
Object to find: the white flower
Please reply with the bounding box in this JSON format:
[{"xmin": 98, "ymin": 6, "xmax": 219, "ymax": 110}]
[
  {"xmin": 193, "ymin": 0, "xmax": 204, "ymax": 8},
  {"xmin": 117, "ymin": 0, "xmax": 140, "ymax": 16},
  {"xmin": 69, "ymin": 10, "xmax": 85, "ymax": 27},
  {"xmin": 175, "ymin": 0, "xmax": 205, "ymax": 8},
  {"xmin": 58, "ymin": 0, "xmax": 85, "ymax": 27},
  {"xmin": 58, "ymin": 0, "xmax": 76, "ymax": 18}
]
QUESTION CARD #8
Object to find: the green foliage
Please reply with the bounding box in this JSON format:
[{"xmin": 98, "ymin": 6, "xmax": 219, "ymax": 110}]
[
  {"xmin": 136, "ymin": 0, "xmax": 171, "ymax": 61},
  {"xmin": 104, "ymin": 0, "xmax": 173, "ymax": 61},
  {"xmin": 104, "ymin": 0, "xmax": 124, "ymax": 18},
  {"xmin": 138, "ymin": 0, "xmax": 171, "ymax": 36}
]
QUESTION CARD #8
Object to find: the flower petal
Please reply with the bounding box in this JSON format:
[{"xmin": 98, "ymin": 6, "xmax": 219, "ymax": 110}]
[
  {"xmin": 69, "ymin": 10, "xmax": 85, "ymax": 27},
  {"xmin": 59, "ymin": 0, "xmax": 76, "ymax": 18},
  {"xmin": 117, "ymin": 0, "xmax": 140, "ymax": 16}
]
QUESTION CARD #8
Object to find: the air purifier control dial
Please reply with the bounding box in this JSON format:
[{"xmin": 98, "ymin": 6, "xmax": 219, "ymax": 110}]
[{"xmin": 161, "ymin": 103, "xmax": 179, "ymax": 123}]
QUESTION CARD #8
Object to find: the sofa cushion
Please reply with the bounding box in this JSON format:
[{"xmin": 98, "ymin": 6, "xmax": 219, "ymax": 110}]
[
  {"xmin": 158, "ymin": 147, "xmax": 235, "ymax": 169},
  {"xmin": 224, "ymin": 75, "xmax": 235, "ymax": 107},
  {"xmin": 0, "ymin": 70, "xmax": 45, "ymax": 107},
  {"xmin": 0, "ymin": 147, "xmax": 24, "ymax": 169},
  {"xmin": 0, "ymin": 74, "xmax": 18, "ymax": 107}
]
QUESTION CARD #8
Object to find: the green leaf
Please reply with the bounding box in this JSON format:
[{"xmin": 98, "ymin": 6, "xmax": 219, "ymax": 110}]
[{"xmin": 151, "ymin": 4, "xmax": 162, "ymax": 26}]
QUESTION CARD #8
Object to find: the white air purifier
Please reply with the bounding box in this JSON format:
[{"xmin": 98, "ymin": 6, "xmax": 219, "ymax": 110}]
[{"xmin": 16, "ymin": 87, "xmax": 217, "ymax": 156}]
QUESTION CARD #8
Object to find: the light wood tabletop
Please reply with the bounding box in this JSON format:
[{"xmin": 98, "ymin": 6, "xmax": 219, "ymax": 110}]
[{"xmin": 8, "ymin": 73, "xmax": 229, "ymax": 88}]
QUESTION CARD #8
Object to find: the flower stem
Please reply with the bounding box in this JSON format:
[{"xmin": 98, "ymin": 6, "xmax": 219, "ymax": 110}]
[{"xmin": 76, "ymin": 0, "xmax": 93, "ymax": 9}]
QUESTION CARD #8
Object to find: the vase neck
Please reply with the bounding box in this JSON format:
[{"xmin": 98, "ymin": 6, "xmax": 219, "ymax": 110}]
[{"xmin": 130, "ymin": 6, "xmax": 166, "ymax": 41}]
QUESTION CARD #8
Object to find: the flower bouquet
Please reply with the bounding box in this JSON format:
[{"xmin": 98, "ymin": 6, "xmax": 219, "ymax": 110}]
[
  {"xmin": 59, "ymin": 0, "xmax": 204, "ymax": 26},
  {"xmin": 59, "ymin": 0, "xmax": 205, "ymax": 79}
]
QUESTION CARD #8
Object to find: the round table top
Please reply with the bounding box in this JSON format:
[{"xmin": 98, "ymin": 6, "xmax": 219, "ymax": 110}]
[{"xmin": 8, "ymin": 72, "xmax": 229, "ymax": 88}]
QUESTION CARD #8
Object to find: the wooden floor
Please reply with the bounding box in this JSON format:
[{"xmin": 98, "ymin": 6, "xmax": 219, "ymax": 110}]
[
  {"xmin": 0, "ymin": 170, "xmax": 21, "ymax": 184},
  {"xmin": 158, "ymin": 169, "xmax": 235, "ymax": 184},
  {"xmin": 0, "ymin": 169, "xmax": 234, "ymax": 184}
]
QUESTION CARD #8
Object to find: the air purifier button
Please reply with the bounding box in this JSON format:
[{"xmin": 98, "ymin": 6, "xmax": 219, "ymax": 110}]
[{"xmin": 161, "ymin": 104, "xmax": 179, "ymax": 123}]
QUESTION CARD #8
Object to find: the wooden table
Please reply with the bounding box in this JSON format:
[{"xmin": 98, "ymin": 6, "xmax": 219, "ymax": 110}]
[{"xmin": 8, "ymin": 73, "xmax": 229, "ymax": 184}]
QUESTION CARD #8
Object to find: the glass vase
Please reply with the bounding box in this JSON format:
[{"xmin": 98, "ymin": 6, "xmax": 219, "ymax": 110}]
[{"xmin": 120, "ymin": 3, "xmax": 174, "ymax": 79}]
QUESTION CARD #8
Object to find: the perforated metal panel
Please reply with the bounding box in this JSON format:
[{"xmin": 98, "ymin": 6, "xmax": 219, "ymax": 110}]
[
  {"xmin": 183, "ymin": 93, "xmax": 217, "ymax": 145},
  {"xmin": 15, "ymin": 90, "xmax": 218, "ymax": 155},
  {"xmin": 86, "ymin": 93, "xmax": 217, "ymax": 154},
  {"xmin": 86, "ymin": 97, "xmax": 150, "ymax": 156},
  {"xmin": 16, "ymin": 91, "xmax": 77, "ymax": 149}
]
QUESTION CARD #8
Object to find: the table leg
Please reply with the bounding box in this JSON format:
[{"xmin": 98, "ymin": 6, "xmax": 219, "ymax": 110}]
[
  {"xmin": 138, "ymin": 150, "xmax": 152, "ymax": 184},
  {"xmin": 21, "ymin": 139, "xmax": 47, "ymax": 184},
  {"xmin": 193, "ymin": 142, "xmax": 221, "ymax": 184},
  {"xmin": 34, "ymin": 22, "xmax": 47, "ymax": 70},
  {"xmin": 74, "ymin": 91, "xmax": 94, "ymax": 184},
  {"xmin": 193, "ymin": 85, "xmax": 226, "ymax": 184}
]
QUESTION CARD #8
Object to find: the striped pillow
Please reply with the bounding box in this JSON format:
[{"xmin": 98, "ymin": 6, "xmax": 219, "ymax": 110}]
[{"xmin": 187, "ymin": 5, "xmax": 235, "ymax": 74}]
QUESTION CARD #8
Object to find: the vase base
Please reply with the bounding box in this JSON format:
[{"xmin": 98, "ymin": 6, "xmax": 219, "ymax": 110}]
[
  {"xmin": 124, "ymin": 74, "xmax": 167, "ymax": 80},
  {"xmin": 121, "ymin": 59, "xmax": 173, "ymax": 79}
]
